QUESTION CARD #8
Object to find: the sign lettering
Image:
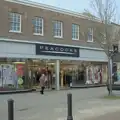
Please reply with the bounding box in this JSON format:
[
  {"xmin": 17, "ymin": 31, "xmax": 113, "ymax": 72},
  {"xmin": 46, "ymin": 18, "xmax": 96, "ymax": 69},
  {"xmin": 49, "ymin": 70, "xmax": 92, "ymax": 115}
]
[{"xmin": 36, "ymin": 44, "xmax": 79, "ymax": 57}]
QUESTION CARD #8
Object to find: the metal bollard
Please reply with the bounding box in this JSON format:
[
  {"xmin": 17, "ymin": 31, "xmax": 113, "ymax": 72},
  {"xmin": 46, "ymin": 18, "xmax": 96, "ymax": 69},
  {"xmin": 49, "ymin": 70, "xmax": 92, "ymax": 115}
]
[
  {"xmin": 8, "ymin": 99, "xmax": 14, "ymax": 120},
  {"xmin": 67, "ymin": 93, "xmax": 73, "ymax": 120}
]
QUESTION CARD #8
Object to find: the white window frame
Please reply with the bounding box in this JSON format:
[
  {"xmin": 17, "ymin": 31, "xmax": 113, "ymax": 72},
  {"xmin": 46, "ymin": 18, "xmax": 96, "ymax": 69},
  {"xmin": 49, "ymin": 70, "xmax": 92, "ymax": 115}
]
[
  {"xmin": 33, "ymin": 17, "xmax": 44, "ymax": 36},
  {"xmin": 72, "ymin": 24, "xmax": 79, "ymax": 40},
  {"xmin": 88, "ymin": 28, "xmax": 93, "ymax": 42},
  {"xmin": 9, "ymin": 12, "xmax": 21, "ymax": 33},
  {"xmin": 53, "ymin": 20, "xmax": 63, "ymax": 38}
]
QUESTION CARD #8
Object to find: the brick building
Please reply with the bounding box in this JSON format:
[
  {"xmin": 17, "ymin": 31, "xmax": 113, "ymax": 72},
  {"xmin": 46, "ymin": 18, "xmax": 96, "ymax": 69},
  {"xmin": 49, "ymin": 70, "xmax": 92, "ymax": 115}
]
[{"xmin": 0, "ymin": 0, "xmax": 109, "ymax": 89}]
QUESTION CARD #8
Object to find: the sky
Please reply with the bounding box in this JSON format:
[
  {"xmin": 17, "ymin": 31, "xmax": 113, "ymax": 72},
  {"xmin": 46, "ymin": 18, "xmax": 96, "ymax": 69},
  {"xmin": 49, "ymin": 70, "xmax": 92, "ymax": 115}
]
[
  {"xmin": 31, "ymin": 0, "xmax": 120, "ymax": 14},
  {"xmin": 31, "ymin": 0, "xmax": 90, "ymax": 12}
]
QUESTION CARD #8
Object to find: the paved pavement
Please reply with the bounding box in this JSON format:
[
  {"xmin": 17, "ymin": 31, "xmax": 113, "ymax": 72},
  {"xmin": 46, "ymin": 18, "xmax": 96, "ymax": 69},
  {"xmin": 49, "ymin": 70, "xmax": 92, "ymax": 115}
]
[
  {"xmin": 87, "ymin": 111, "xmax": 120, "ymax": 120},
  {"xmin": 1, "ymin": 87, "xmax": 120, "ymax": 120}
]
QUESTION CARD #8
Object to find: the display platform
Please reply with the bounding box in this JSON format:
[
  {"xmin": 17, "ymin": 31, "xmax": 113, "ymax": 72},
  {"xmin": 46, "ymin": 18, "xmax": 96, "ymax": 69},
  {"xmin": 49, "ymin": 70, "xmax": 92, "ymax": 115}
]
[{"xmin": 0, "ymin": 87, "xmax": 35, "ymax": 94}]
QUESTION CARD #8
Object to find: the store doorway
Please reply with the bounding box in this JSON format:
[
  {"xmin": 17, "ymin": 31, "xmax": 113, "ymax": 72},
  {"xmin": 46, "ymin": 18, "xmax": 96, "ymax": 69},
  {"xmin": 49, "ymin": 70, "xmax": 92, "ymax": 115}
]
[
  {"xmin": 60, "ymin": 61, "xmax": 86, "ymax": 87},
  {"xmin": 28, "ymin": 59, "xmax": 56, "ymax": 89}
]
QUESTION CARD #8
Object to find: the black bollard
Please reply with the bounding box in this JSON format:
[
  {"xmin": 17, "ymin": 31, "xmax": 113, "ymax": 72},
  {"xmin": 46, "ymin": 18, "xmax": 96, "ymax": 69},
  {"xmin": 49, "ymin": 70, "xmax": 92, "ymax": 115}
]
[
  {"xmin": 67, "ymin": 93, "xmax": 73, "ymax": 120},
  {"xmin": 8, "ymin": 99, "xmax": 14, "ymax": 120}
]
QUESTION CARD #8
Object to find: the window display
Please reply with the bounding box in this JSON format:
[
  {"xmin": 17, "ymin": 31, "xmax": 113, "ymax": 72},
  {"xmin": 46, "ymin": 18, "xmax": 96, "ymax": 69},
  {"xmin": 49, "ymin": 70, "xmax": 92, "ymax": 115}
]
[
  {"xmin": 0, "ymin": 64, "xmax": 15, "ymax": 87},
  {"xmin": 0, "ymin": 58, "xmax": 108, "ymax": 91},
  {"xmin": 86, "ymin": 64, "xmax": 107, "ymax": 85},
  {"xmin": 0, "ymin": 58, "xmax": 26, "ymax": 90}
]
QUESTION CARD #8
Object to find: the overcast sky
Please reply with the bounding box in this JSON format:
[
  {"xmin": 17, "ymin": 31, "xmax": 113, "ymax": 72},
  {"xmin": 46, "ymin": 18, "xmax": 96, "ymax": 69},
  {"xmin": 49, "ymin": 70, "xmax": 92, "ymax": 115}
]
[{"xmin": 31, "ymin": 0, "xmax": 120, "ymax": 13}]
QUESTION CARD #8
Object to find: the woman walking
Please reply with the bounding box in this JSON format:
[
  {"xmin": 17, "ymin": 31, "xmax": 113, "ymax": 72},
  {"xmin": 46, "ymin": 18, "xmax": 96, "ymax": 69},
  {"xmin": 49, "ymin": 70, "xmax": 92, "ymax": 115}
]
[{"xmin": 39, "ymin": 69, "xmax": 46, "ymax": 94}]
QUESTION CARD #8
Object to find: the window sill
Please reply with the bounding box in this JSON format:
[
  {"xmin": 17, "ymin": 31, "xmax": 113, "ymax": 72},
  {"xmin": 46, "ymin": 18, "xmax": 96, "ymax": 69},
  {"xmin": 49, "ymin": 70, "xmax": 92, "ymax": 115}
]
[
  {"xmin": 72, "ymin": 39, "xmax": 79, "ymax": 41},
  {"xmin": 102, "ymin": 42, "xmax": 106, "ymax": 44},
  {"xmin": 33, "ymin": 33, "xmax": 44, "ymax": 36},
  {"xmin": 54, "ymin": 36, "xmax": 63, "ymax": 39},
  {"xmin": 9, "ymin": 30, "xmax": 22, "ymax": 33},
  {"xmin": 87, "ymin": 40, "xmax": 94, "ymax": 43}
]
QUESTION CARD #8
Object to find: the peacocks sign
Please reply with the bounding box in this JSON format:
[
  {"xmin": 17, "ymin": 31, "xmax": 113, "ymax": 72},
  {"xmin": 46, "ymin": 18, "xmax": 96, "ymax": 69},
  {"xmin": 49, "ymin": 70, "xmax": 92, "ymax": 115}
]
[{"xmin": 35, "ymin": 43, "xmax": 79, "ymax": 57}]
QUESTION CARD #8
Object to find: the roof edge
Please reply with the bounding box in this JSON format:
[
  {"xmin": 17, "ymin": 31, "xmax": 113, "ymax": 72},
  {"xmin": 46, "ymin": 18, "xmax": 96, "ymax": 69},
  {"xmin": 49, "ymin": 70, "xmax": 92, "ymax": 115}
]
[{"xmin": 5, "ymin": 0, "xmax": 101, "ymax": 22}]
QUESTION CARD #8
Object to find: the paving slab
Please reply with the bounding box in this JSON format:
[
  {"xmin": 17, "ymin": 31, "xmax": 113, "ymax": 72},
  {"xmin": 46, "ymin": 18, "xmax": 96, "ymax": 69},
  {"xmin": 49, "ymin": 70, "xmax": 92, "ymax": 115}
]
[
  {"xmin": 1, "ymin": 87, "xmax": 120, "ymax": 120},
  {"xmin": 86, "ymin": 110, "xmax": 120, "ymax": 120}
]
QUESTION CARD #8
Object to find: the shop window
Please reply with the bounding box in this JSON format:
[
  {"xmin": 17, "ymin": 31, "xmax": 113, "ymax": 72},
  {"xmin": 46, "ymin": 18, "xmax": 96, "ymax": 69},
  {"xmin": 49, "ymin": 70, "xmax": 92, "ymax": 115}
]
[
  {"xmin": 53, "ymin": 20, "xmax": 63, "ymax": 38},
  {"xmin": 33, "ymin": 17, "xmax": 44, "ymax": 36},
  {"xmin": 9, "ymin": 12, "xmax": 21, "ymax": 33},
  {"xmin": 0, "ymin": 58, "xmax": 27, "ymax": 90},
  {"xmin": 72, "ymin": 24, "xmax": 79, "ymax": 40}
]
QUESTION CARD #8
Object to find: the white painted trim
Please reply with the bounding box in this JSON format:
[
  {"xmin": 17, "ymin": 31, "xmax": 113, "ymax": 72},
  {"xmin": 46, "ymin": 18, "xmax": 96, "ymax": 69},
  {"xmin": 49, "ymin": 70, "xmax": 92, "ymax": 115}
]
[
  {"xmin": 87, "ymin": 28, "xmax": 93, "ymax": 42},
  {"xmin": 20, "ymin": 14, "xmax": 22, "ymax": 32},
  {"xmin": 0, "ymin": 53, "xmax": 108, "ymax": 62},
  {"xmin": 87, "ymin": 40, "xmax": 94, "ymax": 43},
  {"xmin": 61, "ymin": 21, "xmax": 63, "ymax": 38},
  {"xmin": 33, "ymin": 33, "xmax": 43, "ymax": 36},
  {"xmin": 5, "ymin": 0, "xmax": 101, "ymax": 23},
  {"xmin": 53, "ymin": 21, "xmax": 63, "ymax": 38},
  {"xmin": 0, "ymin": 37, "xmax": 104, "ymax": 51},
  {"xmin": 33, "ymin": 17, "xmax": 44, "ymax": 36},
  {"xmin": 9, "ymin": 12, "xmax": 22, "ymax": 33},
  {"xmin": 78, "ymin": 24, "xmax": 80, "ymax": 40},
  {"xmin": 72, "ymin": 24, "xmax": 80, "ymax": 40},
  {"xmin": 54, "ymin": 36, "xmax": 63, "ymax": 39},
  {"xmin": 72, "ymin": 39, "xmax": 79, "ymax": 41},
  {"xmin": 42, "ymin": 18, "xmax": 44, "ymax": 36},
  {"xmin": 9, "ymin": 30, "xmax": 22, "ymax": 33}
]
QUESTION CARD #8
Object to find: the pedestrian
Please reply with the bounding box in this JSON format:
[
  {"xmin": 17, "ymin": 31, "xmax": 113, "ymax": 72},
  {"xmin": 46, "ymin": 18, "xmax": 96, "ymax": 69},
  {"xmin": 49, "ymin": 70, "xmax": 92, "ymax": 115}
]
[
  {"xmin": 39, "ymin": 69, "xmax": 46, "ymax": 94},
  {"xmin": 112, "ymin": 72, "xmax": 117, "ymax": 84}
]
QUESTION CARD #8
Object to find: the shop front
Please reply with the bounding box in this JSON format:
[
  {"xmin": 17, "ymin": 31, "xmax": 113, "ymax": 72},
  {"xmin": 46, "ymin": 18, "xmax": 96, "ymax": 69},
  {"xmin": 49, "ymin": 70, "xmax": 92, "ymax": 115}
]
[
  {"xmin": 35, "ymin": 43, "xmax": 80, "ymax": 90},
  {"xmin": 0, "ymin": 38, "xmax": 108, "ymax": 90}
]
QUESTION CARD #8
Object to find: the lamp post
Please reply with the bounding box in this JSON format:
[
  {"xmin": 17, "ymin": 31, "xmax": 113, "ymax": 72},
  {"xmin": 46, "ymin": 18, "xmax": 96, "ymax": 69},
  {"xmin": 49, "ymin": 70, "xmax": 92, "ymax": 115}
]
[{"xmin": 108, "ymin": 44, "xmax": 118, "ymax": 95}]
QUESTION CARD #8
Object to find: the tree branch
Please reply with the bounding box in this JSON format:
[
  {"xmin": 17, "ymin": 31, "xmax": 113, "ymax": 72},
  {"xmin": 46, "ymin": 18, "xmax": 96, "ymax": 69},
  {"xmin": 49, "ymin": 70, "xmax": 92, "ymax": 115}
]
[{"xmin": 84, "ymin": 0, "xmax": 120, "ymax": 57}]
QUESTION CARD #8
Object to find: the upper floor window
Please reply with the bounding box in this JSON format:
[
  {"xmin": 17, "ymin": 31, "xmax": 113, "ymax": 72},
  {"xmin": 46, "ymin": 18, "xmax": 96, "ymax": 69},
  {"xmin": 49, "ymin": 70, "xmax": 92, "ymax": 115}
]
[
  {"xmin": 72, "ymin": 24, "xmax": 79, "ymax": 40},
  {"xmin": 53, "ymin": 20, "xmax": 63, "ymax": 38},
  {"xmin": 33, "ymin": 17, "xmax": 44, "ymax": 36},
  {"xmin": 88, "ymin": 28, "xmax": 93, "ymax": 42},
  {"xmin": 9, "ymin": 12, "xmax": 21, "ymax": 33}
]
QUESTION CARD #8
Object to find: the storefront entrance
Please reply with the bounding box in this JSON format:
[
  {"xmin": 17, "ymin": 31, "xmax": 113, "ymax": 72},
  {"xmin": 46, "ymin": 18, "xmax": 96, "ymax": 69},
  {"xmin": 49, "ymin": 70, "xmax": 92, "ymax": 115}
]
[
  {"xmin": 0, "ymin": 40, "xmax": 109, "ymax": 91},
  {"xmin": 0, "ymin": 58, "xmax": 108, "ymax": 91},
  {"xmin": 60, "ymin": 61, "xmax": 85, "ymax": 87},
  {"xmin": 27, "ymin": 60, "xmax": 86, "ymax": 89},
  {"xmin": 60, "ymin": 61, "xmax": 108, "ymax": 86}
]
